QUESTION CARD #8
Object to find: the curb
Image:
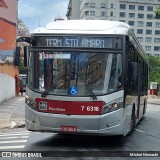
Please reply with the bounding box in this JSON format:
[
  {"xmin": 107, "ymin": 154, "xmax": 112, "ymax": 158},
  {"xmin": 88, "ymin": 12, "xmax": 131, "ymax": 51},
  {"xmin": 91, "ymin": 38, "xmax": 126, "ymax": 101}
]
[{"xmin": 147, "ymin": 102, "xmax": 160, "ymax": 105}]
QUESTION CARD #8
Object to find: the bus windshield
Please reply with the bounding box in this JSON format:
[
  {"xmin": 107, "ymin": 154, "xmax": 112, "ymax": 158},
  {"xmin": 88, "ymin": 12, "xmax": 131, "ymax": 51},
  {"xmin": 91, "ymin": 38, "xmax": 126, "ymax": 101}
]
[{"xmin": 28, "ymin": 51, "xmax": 122, "ymax": 96}]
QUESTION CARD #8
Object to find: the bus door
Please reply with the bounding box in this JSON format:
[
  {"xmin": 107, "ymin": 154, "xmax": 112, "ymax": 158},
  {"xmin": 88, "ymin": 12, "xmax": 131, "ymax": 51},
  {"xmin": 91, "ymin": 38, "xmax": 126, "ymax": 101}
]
[{"xmin": 137, "ymin": 59, "xmax": 142, "ymax": 118}]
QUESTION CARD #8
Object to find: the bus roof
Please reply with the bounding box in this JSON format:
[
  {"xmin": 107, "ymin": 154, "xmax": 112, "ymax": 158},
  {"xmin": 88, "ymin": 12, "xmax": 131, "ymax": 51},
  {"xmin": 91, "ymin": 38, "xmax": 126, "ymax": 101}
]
[{"xmin": 32, "ymin": 20, "xmax": 131, "ymax": 35}]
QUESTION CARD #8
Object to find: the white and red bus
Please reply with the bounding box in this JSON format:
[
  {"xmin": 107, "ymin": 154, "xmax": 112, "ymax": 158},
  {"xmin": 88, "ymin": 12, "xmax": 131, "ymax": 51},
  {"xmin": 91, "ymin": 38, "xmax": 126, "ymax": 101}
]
[{"xmin": 16, "ymin": 20, "xmax": 148, "ymax": 136}]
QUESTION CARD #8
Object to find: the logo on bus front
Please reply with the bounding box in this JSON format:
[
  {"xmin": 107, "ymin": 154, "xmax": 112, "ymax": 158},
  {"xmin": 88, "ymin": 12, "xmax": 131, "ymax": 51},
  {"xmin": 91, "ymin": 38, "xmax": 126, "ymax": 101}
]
[
  {"xmin": 39, "ymin": 101, "xmax": 47, "ymax": 110},
  {"xmin": 69, "ymin": 87, "xmax": 78, "ymax": 95}
]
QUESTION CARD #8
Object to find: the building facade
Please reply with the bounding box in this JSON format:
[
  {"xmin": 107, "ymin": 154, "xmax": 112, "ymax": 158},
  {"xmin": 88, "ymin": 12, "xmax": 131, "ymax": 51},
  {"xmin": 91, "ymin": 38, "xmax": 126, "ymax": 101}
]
[
  {"xmin": 67, "ymin": 0, "xmax": 160, "ymax": 56},
  {"xmin": 17, "ymin": 19, "xmax": 30, "ymax": 37},
  {"xmin": 17, "ymin": 19, "xmax": 30, "ymax": 61}
]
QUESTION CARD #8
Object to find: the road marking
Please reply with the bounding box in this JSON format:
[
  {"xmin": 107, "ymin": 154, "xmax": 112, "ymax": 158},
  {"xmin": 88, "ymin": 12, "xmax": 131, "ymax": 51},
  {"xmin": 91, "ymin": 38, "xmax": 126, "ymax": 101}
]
[
  {"xmin": 0, "ymin": 137, "xmax": 19, "ymax": 140},
  {"xmin": 0, "ymin": 145, "xmax": 25, "ymax": 150},
  {"xmin": 135, "ymin": 129, "xmax": 145, "ymax": 133},
  {"xmin": 0, "ymin": 133, "xmax": 30, "ymax": 137},
  {"xmin": 0, "ymin": 131, "xmax": 30, "ymax": 135},
  {"xmin": 0, "ymin": 131, "xmax": 30, "ymax": 150},
  {"xmin": 0, "ymin": 136, "xmax": 29, "ymax": 140},
  {"xmin": 20, "ymin": 136, "xmax": 29, "ymax": 139},
  {"xmin": 0, "ymin": 140, "xmax": 27, "ymax": 144}
]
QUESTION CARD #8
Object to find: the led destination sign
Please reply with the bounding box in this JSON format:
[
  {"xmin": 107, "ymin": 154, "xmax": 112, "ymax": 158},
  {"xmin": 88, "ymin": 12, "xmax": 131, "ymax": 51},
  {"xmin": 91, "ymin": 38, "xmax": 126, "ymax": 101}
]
[
  {"xmin": 34, "ymin": 36, "xmax": 122, "ymax": 49},
  {"xmin": 47, "ymin": 38, "xmax": 105, "ymax": 48}
]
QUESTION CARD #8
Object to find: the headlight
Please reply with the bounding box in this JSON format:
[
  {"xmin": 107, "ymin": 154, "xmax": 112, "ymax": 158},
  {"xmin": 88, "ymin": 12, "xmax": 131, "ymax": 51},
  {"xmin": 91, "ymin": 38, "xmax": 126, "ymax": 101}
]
[
  {"xmin": 25, "ymin": 95, "xmax": 38, "ymax": 111},
  {"xmin": 102, "ymin": 98, "xmax": 123, "ymax": 114}
]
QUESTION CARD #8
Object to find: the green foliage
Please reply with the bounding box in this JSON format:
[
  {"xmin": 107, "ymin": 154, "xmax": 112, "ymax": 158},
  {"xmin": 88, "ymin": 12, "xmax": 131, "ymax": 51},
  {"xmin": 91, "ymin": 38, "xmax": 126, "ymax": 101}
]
[
  {"xmin": 19, "ymin": 58, "xmax": 26, "ymax": 74},
  {"xmin": 147, "ymin": 55, "xmax": 160, "ymax": 84},
  {"xmin": 154, "ymin": 6, "xmax": 160, "ymax": 19}
]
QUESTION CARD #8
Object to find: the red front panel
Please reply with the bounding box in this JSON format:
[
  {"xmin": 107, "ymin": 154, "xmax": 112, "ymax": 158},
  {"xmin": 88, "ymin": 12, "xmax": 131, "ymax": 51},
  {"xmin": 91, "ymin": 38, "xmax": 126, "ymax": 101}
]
[{"xmin": 35, "ymin": 98, "xmax": 105, "ymax": 115}]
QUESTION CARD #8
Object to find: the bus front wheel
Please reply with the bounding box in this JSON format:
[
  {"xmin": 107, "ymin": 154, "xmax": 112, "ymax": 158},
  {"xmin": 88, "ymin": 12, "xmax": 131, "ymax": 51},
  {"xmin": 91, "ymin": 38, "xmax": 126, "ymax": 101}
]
[{"xmin": 128, "ymin": 108, "xmax": 136, "ymax": 136}]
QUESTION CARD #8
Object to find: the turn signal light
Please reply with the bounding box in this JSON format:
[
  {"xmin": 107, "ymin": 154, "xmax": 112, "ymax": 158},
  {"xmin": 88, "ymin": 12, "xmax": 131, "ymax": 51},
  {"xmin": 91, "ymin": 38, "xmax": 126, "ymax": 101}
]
[
  {"xmin": 25, "ymin": 95, "xmax": 38, "ymax": 111},
  {"xmin": 102, "ymin": 98, "xmax": 123, "ymax": 114}
]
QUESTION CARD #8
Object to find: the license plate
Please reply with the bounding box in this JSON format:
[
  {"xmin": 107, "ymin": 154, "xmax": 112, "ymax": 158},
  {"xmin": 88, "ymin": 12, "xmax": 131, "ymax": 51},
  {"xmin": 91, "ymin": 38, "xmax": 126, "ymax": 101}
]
[{"xmin": 60, "ymin": 126, "xmax": 77, "ymax": 132}]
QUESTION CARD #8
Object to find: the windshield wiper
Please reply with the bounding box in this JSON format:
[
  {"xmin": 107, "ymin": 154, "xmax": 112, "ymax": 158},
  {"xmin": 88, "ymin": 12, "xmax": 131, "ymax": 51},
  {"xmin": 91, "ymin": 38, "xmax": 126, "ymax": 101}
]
[
  {"xmin": 41, "ymin": 72, "xmax": 97, "ymax": 100},
  {"xmin": 78, "ymin": 73, "xmax": 97, "ymax": 100},
  {"xmin": 41, "ymin": 74, "xmax": 65, "ymax": 98}
]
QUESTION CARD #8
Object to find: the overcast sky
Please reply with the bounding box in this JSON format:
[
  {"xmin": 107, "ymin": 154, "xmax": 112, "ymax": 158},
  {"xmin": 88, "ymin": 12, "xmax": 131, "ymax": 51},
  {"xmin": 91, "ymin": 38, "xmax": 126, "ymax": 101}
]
[{"xmin": 18, "ymin": 0, "xmax": 68, "ymax": 32}]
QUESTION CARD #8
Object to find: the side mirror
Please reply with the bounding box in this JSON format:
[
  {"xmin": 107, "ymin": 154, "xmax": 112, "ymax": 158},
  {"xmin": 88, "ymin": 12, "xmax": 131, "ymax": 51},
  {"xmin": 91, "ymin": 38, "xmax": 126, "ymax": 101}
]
[
  {"xmin": 24, "ymin": 46, "xmax": 29, "ymax": 67},
  {"xmin": 129, "ymin": 44, "xmax": 135, "ymax": 51},
  {"xmin": 13, "ymin": 47, "xmax": 20, "ymax": 66}
]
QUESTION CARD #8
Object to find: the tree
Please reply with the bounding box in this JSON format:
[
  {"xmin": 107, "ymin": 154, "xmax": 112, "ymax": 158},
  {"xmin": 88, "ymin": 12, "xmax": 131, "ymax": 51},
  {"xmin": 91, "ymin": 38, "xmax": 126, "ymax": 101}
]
[
  {"xmin": 147, "ymin": 55, "xmax": 160, "ymax": 84},
  {"xmin": 154, "ymin": 6, "xmax": 160, "ymax": 19}
]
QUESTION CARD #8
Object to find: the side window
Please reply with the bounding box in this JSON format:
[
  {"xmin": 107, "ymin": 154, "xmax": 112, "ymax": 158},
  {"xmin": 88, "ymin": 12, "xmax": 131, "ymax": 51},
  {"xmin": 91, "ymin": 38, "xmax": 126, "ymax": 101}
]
[
  {"xmin": 145, "ymin": 65, "xmax": 149, "ymax": 93},
  {"xmin": 126, "ymin": 42, "xmax": 136, "ymax": 94},
  {"xmin": 138, "ymin": 59, "xmax": 143, "ymax": 94},
  {"xmin": 141, "ymin": 62, "xmax": 148, "ymax": 94},
  {"xmin": 137, "ymin": 58, "xmax": 147, "ymax": 95},
  {"xmin": 108, "ymin": 54, "xmax": 122, "ymax": 91},
  {"xmin": 134, "ymin": 55, "xmax": 138, "ymax": 94}
]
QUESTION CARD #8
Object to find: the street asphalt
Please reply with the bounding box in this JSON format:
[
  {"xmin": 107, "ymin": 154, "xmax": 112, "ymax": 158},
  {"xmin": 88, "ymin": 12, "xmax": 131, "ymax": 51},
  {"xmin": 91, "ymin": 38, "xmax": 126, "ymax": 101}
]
[{"xmin": 0, "ymin": 94, "xmax": 159, "ymax": 131}]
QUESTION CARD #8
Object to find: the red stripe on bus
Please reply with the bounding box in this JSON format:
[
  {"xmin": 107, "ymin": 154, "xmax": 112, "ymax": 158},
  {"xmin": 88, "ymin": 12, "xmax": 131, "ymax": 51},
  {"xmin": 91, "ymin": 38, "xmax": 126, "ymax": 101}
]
[{"xmin": 35, "ymin": 98, "xmax": 105, "ymax": 115}]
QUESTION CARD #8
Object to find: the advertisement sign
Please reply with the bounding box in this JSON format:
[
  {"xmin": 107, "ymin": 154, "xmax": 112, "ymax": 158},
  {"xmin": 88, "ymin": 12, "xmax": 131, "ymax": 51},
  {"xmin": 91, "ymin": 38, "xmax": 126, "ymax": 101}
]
[{"xmin": 0, "ymin": 0, "xmax": 17, "ymax": 63}]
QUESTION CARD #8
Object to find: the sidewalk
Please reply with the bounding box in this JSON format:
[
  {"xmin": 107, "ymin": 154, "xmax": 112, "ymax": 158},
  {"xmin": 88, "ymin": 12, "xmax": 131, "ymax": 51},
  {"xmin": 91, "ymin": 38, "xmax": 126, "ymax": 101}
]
[
  {"xmin": 147, "ymin": 95, "xmax": 160, "ymax": 105},
  {"xmin": 0, "ymin": 95, "xmax": 25, "ymax": 130}
]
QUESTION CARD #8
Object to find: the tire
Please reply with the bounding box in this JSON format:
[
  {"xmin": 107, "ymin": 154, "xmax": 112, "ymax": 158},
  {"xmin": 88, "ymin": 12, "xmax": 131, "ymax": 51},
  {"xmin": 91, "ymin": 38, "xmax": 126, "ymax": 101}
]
[
  {"xmin": 143, "ymin": 99, "xmax": 146, "ymax": 115},
  {"xmin": 128, "ymin": 108, "xmax": 136, "ymax": 136}
]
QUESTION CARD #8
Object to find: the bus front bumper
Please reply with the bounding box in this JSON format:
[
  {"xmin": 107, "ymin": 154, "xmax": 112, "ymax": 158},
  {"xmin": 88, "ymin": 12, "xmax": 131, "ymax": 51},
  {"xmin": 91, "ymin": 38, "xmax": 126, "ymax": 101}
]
[{"xmin": 25, "ymin": 105, "xmax": 124, "ymax": 136}]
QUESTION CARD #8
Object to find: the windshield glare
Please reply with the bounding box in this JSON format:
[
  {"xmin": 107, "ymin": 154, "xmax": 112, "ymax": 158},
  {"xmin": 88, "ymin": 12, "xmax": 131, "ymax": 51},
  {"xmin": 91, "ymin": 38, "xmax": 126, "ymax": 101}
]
[{"xmin": 28, "ymin": 52, "xmax": 122, "ymax": 96}]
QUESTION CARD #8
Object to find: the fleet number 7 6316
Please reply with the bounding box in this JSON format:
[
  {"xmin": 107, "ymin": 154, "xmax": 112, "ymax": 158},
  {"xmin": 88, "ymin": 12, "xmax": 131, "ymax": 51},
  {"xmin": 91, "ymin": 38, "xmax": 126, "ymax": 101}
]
[{"xmin": 81, "ymin": 106, "xmax": 100, "ymax": 112}]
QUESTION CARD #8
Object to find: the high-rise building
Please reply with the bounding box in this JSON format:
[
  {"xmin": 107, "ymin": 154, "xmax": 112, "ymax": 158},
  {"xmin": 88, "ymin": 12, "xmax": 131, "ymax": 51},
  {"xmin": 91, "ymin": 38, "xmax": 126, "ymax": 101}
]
[
  {"xmin": 66, "ymin": 0, "xmax": 160, "ymax": 56},
  {"xmin": 17, "ymin": 19, "xmax": 30, "ymax": 37}
]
